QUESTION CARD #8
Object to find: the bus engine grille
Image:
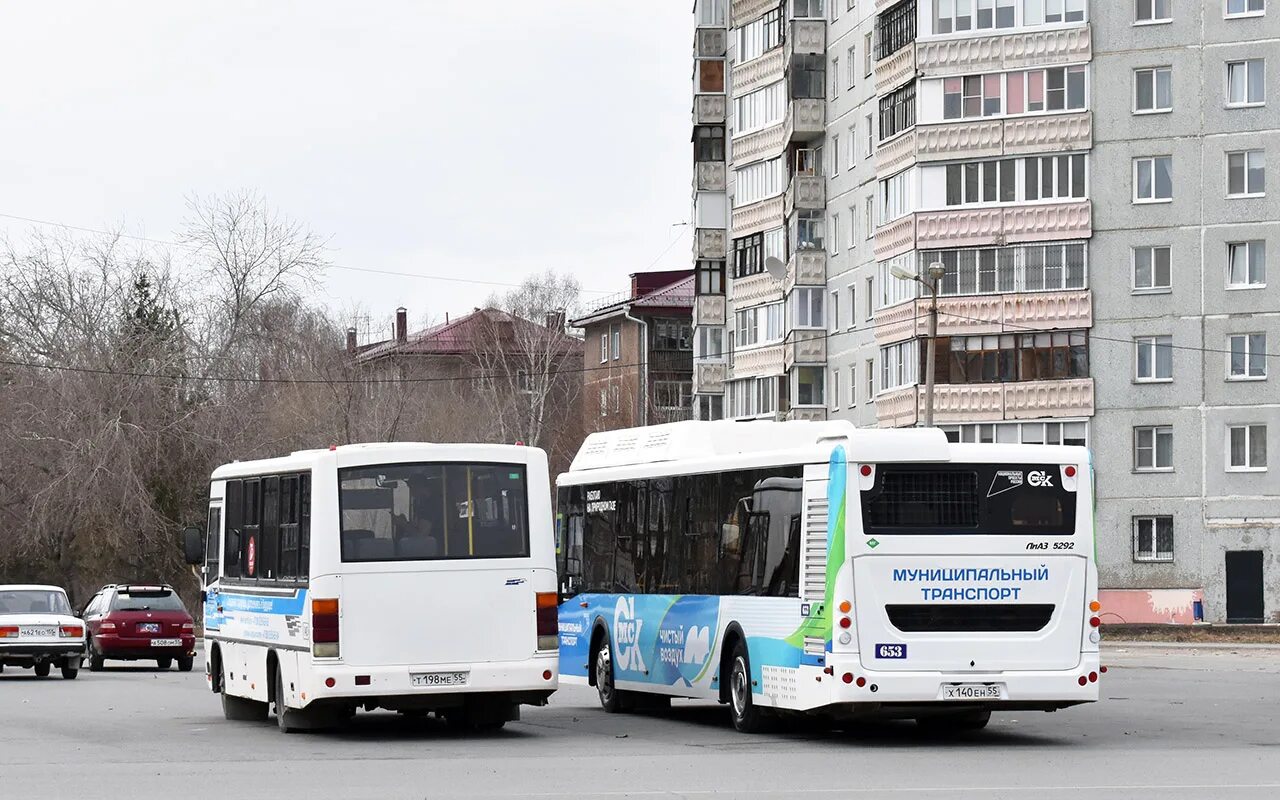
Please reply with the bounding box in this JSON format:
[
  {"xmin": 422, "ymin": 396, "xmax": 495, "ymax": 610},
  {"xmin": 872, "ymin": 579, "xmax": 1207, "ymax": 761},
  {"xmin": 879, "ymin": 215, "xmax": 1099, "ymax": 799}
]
[{"xmin": 885, "ymin": 603, "xmax": 1056, "ymax": 632}]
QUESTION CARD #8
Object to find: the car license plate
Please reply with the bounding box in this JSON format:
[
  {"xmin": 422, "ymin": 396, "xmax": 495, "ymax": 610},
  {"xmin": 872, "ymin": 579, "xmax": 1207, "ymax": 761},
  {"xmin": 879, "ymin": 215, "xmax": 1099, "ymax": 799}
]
[
  {"xmin": 150, "ymin": 638, "xmax": 182, "ymax": 647},
  {"xmin": 19, "ymin": 626, "xmax": 57, "ymax": 638},
  {"xmin": 941, "ymin": 684, "xmax": 1002, "ymax": 700},
  {"xmin": 411, "ymin": 671, "xmax": 468, "ymax": 687},
  {"xmin": 139, "ymin": 623, "xmax": 161, "ymax": 633}
]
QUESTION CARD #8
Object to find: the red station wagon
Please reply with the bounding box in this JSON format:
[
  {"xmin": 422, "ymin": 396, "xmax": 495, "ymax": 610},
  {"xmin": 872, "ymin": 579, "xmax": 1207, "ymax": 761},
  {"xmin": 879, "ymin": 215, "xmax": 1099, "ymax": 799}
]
[{"xmin": 81, "ymin": 585, "xmax": 197, "ymax": 671}]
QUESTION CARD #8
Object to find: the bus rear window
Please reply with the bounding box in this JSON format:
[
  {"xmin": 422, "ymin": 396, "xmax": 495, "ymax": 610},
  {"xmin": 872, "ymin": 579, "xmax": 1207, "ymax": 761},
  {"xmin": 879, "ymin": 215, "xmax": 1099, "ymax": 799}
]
[
  {"xmin": 861, "ymin": 464, "xmax": 1075, "ymax": 536},
  {"xmin": 339, "ymin": 463, "xmax": 529, "ymax": 562}
]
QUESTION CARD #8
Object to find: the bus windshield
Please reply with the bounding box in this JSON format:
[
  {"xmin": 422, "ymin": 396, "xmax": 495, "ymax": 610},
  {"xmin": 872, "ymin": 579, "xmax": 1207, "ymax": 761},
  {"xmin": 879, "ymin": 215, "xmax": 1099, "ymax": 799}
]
[{"xmin": 339, "ymin": 462, "xmax": 529, "ymax": 562}]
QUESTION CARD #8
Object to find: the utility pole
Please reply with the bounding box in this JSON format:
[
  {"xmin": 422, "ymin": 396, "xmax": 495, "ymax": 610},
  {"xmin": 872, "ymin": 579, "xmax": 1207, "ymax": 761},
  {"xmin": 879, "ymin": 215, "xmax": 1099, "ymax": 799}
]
[{"xmin": 890, "ymin": 261, "xmax": 947, "ymax": 427}]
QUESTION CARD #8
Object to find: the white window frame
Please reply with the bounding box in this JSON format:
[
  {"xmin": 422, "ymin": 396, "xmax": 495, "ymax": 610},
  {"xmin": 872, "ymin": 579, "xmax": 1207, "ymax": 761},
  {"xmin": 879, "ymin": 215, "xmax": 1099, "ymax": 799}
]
[
  {"xmin": 791, "ymin": 287, "xmax": 826, "ymax": 329},
  {"xmin": 1134, "ymin": 0, "xmax": 1172, "ymax": 24},
  {"xmin": 865, "ymin": 358, "xmax": 875, "ymax": 399},
  {"xmin": 1224, "ymin": 0, "xmax": 1267, "ymax": 18},
  {"xmin": 599, "ymin": 333, "xmax": 608, "ymax": 364},
  {"xmin": 847, "ymin": 45, "xmax": 857, "ymax": 89},
  {"xmin": 849, "ymin": 363, "xmax": 857, "ymax": 406},
  {"xmin": 1133, "ymin": 516, "xmax": 1174, "ymax": 562},
  {"xmin": 1135, "ymin": 335, "xmax": 1174, "ymax": 382},
  {"xmin": 1134, "ymin": 425, "xmax": 1174, "ymax": 472},
  {"xmin": 847, "ymin": 285, "xmax": 857, "ymax": 329},
  {"xmin": 1134, "ymin": 156, "xmax": 1174, "ymax": 203},
  {"xmin": 1227, "ymin": 424, "xmax": 1268, "ymax": 471},
  {"xmin": 1226, "ymin": 150, "xmax": 1266, "ymax": 198},
  {"xmin": 1226, "ymin": 59, "xmax": 1266, "ymax": 108},
  {"xmin": 1132, "ymin": 245, "xmax": 1172, "ymax": 293},
  {"xmin": 1227, "ymin": 241, "xmax": 1267, "ymax": 289},
  {"xmin": 1227, "ymin": 333, "xmax": 1268, "ymax": 380},
  {"xmin": 793, "ymin": 366, "xmax": 826, "ymax": 407},
  {"xmin": 1133, "ymin": 66, "xmax": 1173, "ymax": 113},
  {"xmin": 829, "ymin": 289, "xmax": 840, "ymax": 332},
  {"xmin": 830, "ymin": 368, "xmax": 841, "ymax": 411}
]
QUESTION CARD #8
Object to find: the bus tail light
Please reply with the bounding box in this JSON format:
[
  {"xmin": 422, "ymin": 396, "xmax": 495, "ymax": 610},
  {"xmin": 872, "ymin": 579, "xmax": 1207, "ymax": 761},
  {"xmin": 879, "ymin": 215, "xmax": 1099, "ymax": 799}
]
[
  {"xmin": 536, "ymin": 592, "xmax": 558, "ymax": 651},
  {"xmin": 313, "ymin": 598, "xmax": 340, "ymax": 658}
]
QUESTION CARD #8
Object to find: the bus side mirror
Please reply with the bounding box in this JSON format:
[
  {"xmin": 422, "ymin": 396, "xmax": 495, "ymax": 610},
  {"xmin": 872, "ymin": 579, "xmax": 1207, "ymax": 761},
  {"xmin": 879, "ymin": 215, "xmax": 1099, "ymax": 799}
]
[{"xmin": 181, "ymin": 526, "xmax": 204, "ymax": 565}]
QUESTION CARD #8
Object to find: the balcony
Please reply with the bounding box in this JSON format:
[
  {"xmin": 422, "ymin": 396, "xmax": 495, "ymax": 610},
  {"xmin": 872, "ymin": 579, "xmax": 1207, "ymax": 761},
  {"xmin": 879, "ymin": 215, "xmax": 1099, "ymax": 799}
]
[
  {"xmin": 695, "ymin": 27, "xmax": 727, "ymax": 58},
  {"xmin": 733, "ymin": 123, "xmax": 786, "ymax": 164},
  {"xmin": 876, "ymin": 129, "xmax": 918, "ymax": 175},
  {"xmin": 783, "ymin": 98, "xmax": 825, "ymax": 143},
  {"xmin": 788, "ymin": 406, "xmax": 828, "ymax": 422},
  {"xmin": 695, "ymin": 161, "xmax": 727, "ymax": 192},
  {"xmin": 915, "ymin": 25, "xmax": 1091, "ymax": 77},
  {"xmin": 732, "ymin": 270, "xmax": 784, "ymax": 308},
  {"xmin": 915, "ymin": 112, "xmax": 1092, "ymax": 163},
  {"xmin": 786, "ymin": 20, "xmax": 825, "ymax": 58},
  {"xmin": 784, "ymin": 173, "xmax": 825, "ymax": 216},
  {"xmin": 694, "ymin": 228, "xmax": 726, "ymax": 259},
  {"xmin": 733, "ymin": 47, "xmax": 785, "ymax": 96},
  {"xmin": 651, "ymin": 348, "xmax": 694, "ymax": 375},
  {"xmin": 731, "ymin": 0, "xmax": 777, "ymax": 27},
  {"xmin": 784, "ymin": 331, "xmax": 827, "ymax": 370},
  {"xmin": 732, "ymin": 343, "xmax": 786, "ymax": 380},
  {"xmin": 876, "ymin": 378, "xmax": 1095, "ymax": 427},
  {"xmin": 783, "ymin": 250, "xmax": 826, "ymax": 293},
  {"xmin": 873, "ymin": 290, "xmax": 1093, "ymax": 345},
  {"xmin": 693, "ymin": 94, "xmax": 727, "ymax": 125},
  {"xmin": 730, "ymin": 194, "xmax": 786, "ymax": 238},
  {"xmin": 875, "ymin": 201, "xmax": 1092, "ymax": 260},
  {"xmin": 694, "ymin": 294, "xmax": 727, "ymax": 327},
  {"xmin": 694, "ymin": 361, "xmax": 727, "ymax": 394},
  {"xmin": 875, "ymin": 43, "xmax": 916, "ymax": 95}
]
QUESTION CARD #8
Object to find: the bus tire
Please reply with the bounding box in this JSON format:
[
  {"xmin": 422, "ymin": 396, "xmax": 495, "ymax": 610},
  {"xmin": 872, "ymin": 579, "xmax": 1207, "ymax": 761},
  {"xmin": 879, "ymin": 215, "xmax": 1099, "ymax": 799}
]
[
  {"xmin": 593, "ymin": 633, "xmax": 631, "ymax": 714},
  {"xmin": 727, "ymin": 640, "xmax": 768, "ymax": 734},
  {"xmin": 274, "ymin": 667, "xmax": 304, "ymax": 734},
  {"xmin": 916, "ymin": 710, "xmax": 991, "ymax": 733},
  {"xmin": 220, "ymin": 662, "xmax": 267, "ymax": 722}
]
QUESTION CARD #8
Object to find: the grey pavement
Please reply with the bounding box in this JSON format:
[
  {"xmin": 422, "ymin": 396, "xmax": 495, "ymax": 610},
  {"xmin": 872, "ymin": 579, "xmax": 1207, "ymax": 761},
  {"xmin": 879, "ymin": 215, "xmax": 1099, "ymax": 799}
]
[{"xmin": 2, "ymin": 646, "xmax": 1279, "ymax": 800}]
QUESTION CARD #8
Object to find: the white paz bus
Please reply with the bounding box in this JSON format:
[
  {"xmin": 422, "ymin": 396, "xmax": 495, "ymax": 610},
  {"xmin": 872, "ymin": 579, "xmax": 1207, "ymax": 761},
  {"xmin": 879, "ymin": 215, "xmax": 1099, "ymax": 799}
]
[
  {"xmin": 556, "ymin": 420, "xmax": 1100, "ymax": 732},
  {"xmin": 183, "ymin": 443, "xmax": 559, "ymax": 732}
]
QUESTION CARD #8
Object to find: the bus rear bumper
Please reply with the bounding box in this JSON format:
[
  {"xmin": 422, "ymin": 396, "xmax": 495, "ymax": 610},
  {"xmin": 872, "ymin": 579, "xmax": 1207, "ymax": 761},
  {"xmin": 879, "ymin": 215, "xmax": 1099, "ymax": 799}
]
[
  {"xmin": 302, "ymin": 653, "xmax": 559, "ymax": 709},
  {"xmin": 822, "ymin": 652, "xmax": 1101, "ymax": 710}
]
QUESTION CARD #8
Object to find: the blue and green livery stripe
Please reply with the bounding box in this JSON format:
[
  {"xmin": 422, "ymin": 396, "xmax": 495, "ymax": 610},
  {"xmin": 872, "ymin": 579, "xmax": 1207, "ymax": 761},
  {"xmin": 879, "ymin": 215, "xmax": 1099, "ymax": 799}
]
[{"xmin": 784, "ymin": 444, "xmax": 847, "ymax": 650}]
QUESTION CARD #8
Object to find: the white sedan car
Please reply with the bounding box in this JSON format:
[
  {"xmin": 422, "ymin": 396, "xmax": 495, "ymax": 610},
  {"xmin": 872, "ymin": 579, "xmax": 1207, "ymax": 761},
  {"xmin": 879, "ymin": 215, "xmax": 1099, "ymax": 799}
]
[{"xmin": 0, "ymin": 585, "xmax": 86, "ymax": 679}]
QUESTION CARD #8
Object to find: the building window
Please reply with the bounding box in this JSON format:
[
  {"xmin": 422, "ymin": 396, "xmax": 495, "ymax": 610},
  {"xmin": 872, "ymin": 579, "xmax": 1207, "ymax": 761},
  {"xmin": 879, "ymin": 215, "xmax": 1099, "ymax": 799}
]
[
  {"xmin": 790, "ymin": 54, "xmax": 826, "ymax": 100},
  {"xmin": 696, "ymin": 259, "xmax": 725, "ymax": 295},
  {"xmin": 695, "ymin": 0, "xmax": 726, "ymax": 26},
  {"xmin": 865, "ymin": 276, "xmax": 875, "ymax": 319},
  {"xmin": 1134, "ymin": 67, "xmax": 1173, "ymax": 112},
  {"xmin": 1025, "ymin": 154, "xmax": 1087, "ymax": 201},
  {"xmin": 880, "ymin": 169, "xmax": 913, "ymax": 223},
  {"xmin": 866, "ymin": 358, "xmax": 875, "ymax": 398},
  {"xmin": 1225, "ymin": 0, "xmax": 1266, "ymax": 17},
  {"xmin": 1133, "ymin": 517, "xmax": 1174, "ymax": 562},
  {"xmin": 877, "ymin": 0, "xmax": 918, "ymax": 59},
  {"xmin": 864, "ymin": 32, "xmax": 873, "ymax": 76},
  {"xmin": 1227, "ymin": 241, "xmax": 1266, "ymax": 288},
  {"xmin": 944, "ymin": 420, "xmax": 1088, "ymax": 446},
  {"xmin": 849, "ymin": 364, "xmax": 857, "ymax": 405},
  {"xmin": 696, "ymin": 394, "xmax": 724, "ymax": 421},
  {"xmin": 830, "ymin": 369, "xmax": 841, "ymax": 411},
  {"xmin": 864, "ymin": 113, "xmax": 875, "ymax": 158},
  {"xmin": 1227, "ymin": 150, "xmax": 1266, "ymax": 197},
  {"xmin": 1134, "ymin": 156, "xmax": 1174, "ymax": 202},
  {"xmin": 694, "ymin": 326, "xmax": 725, "ymax": 360},
  {"xmin": 794, "ymin": 366, "xmax": 825, "ymax": 406},
  {"xmin": 942, "ymin": 66, "xmax": 1086, "ymax": 120},
  {"xmin": 1133, "ymin": 245, "xmax": 1172, "ymax": 291},
  {"xmin": 697, "ymin": 59, "xmax": 725, "ymax": 94},
  {"xmin": 653, "ymin": 319, "xmax": 692, "ymax": 351},
  {"xmin": 945, "ymin": 159, "xmax": 1017, "ymax": 205},
  {"xmin": 653, "ymin": 381, "xmax": 693, "ymax": 411},
  {"xmin": 922, "ymin": 241, "xmax": 1088, "ymax": 299},
  {"xmin": 1023, "ymin": 0, "xmax": 1087, "ymax": 24},
  {"xmin": 830, "ymin": 212, "xmax": 840, "ymax": 256},
  {"xmin": 765, "ymin": 226, "xmax": 786, "ymax": 263},
  {"xmin": 611, "ymin": 324, "xmax": 621, "ymax": 361},
  {"xmin": 1134, "ymin": 426, "xmax": 1174, "ymax": 471},
  {"xmin": 694, "ymin": 126, "xmax": 725, "ymax": 161},
  {"xmin": 1228, "ymin": 424, "xmax": 1268, "ymax": 471},
  {"xmin": 942, "ymin": 331, "xmax": 1088, "ymax": 384},
  {"xmin": 599, "ymin": 387, "xmax": 608, "ymax": 417},
  {"xmin": 792, "ymin": 287, "xmax": 826, "ymax": 329},
  {"xmin": 734, "ymin": 156, "xmax": 786, "ymax": 208},
  {"xmin": 847, "ymin": 285, "xmax": 857, "ymax": 328},
  {"xmin": 734, "ymin": 81, "xmax": 786, "ymax": 135},
  {"xmin": 880, "ymin": 340, "xmax": 919, "ymax": 390},
  {"xmin": 830, "ymin": 289, "xmax": 840, "ymax": 331},
  {"xmin": 599, "ymin": 334, "xmax": 608, "ymax": 364},
  {"xmin": 831, "ymin": 57, "xmax": 840, "ymax": 99},
  {"xmin": 792, "ymin": 210, "xmax": 825, "ymax": 252},
  {"xmin": 791, "ymin": 0, "xmax": 826, "ymax": 19},
  {"xmin": 736, "ymin": 6, "xmax": 783, "ymax": 63},
  {"xmin": 1226, "ymin": 59, "xmax": 1266, "ymax": 106},
  {"xmin": 1135, "ymin": 335, "xmax": 1174, "ymax": 381},
  {"xmin": 734, "ymin": 232, "xmax": 764, "ymax": 278},
  {"xmin": 830, "ymin": 135, "xmax": 840, "ymax": 176},
  {"xmin": 1228, "ymin": 333, "xmax": 1268, "ymax": 379},
  {"xmin": 847, "ymin": 46, "xmax": 857, "ymax": 88},
  {"xmin": 879, "ymin": 81, "xmax": 917, "ymax": 141},
  {"xmin": 935, "ymin": 0, "xmax": 1020, "ymax": 33},
  {"xmin": 1134, "ymin": 0, "xmax": 1171, "ymax": 23},
  {"xmin": 735, "ymin": 303, "xmax": 784, "ymax": 349}
]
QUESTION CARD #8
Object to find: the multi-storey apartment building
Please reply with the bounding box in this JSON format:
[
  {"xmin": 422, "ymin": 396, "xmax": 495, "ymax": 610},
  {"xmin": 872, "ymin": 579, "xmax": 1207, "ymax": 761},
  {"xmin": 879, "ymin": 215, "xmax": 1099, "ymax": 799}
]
[{"xmin": 690, "ymin": 0, "xmax": 1278, "ymax": 622}]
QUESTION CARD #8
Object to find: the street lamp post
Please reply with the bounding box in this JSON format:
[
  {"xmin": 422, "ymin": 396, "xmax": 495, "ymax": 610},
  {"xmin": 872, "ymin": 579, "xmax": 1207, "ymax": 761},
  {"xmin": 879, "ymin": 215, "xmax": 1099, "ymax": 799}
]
[{"xmin": 889, "ymin": 261, "xmax": 947, "ymax": 427}]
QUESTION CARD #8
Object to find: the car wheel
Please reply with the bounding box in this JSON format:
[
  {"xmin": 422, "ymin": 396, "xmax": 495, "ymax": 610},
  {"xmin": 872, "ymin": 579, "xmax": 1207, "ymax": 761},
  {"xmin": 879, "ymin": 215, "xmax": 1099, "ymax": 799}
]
[
  {"xmin": 593, "ymin": 633, "xmax": 631, "ymax": 714},
  {"xmin": 219, "ymin": 661, "xmax": 267, "ymax": 722},
  {"xmin": 728, "ymin": 640, "xmax": 768, "ymax": 734},
  {"xmin": 177, "ymin": 656, "xmax": 194, "ymax": 672},
  {"xmin": 87, "ymin": 639, "xmax": 104, "ymax": 672},
  {"xmin": 34, "ymin": 662, "xmax": 52, "ymax": 678},
  {"xmin": 156, "ymin": 657, "xmax": 173, "ymax": 670},
  {"xmin": 61, "ymin": 662, "xmax": 79, "ymax": 680}
]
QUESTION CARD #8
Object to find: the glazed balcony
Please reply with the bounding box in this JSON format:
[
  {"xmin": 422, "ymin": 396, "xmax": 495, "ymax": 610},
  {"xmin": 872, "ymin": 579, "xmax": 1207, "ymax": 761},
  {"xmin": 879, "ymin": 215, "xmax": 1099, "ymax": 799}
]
[
  {"xmin": 733, "ymin": 47, "xmax": 786, "ymax": 96},
  {"xmin": 788, "ymin": 407, "xmax": 828, "ymax": 422},
  {"xmin": 784, "ymin": 331, "xmax": 827, "ymax": 370},
  {"xmin": 693, "ymin": 94, "xmax": 727, "ymax": 126},
  {"xmin": 732, "ymin": 343, "xmax": 785, "ymax": 380},
  {"xmin": 873, "ymin": 290, "xmax": 1093, "ymax": 345},
  {"xmin": 784, "ymin": 98, "xmax": 825, "ymax": 143},
  {"xmin": 915, "ymin": 25, "xmax": 1091, "ymax": 77},
  {"xmin": 732, "ymin": 271, "xmax": 784, "ymax": 308},
  {"xmin": 730, "ymin": 195, "xmax": 786, "ymax": 239},
  {"xmin": 732, "ymin": 0, "xmax": 777, "ymax": 27},
  {"xmin": 695, "ymin": 27, "xmax": 727, "ymax": 58},
  {"xmin": 786, "ymin": 20, "xmax": 826, "ymax": 58},
  {"xmin": 694, "ymin": 361, "xmax": 728, "ymax": 394},
  {"xmin": 875, "ymin": 201, "xmax": 1092, "ymax": 261},
  {"xmin": 876, "ymin": 378, "xmax": 1095, "ymax": 427},
  {"xmin": 694, "ymin": 295, "xmax": 727, "ymax": 327},
  {"xmin": 784, "ymin": 173, "xmax": 826, "ymax": 216},
  {"xmin": 694, "ymin": 228, "xmax": 727, "ymax": 260},
  {"xmin": 733, "ymin": 123, "xmax": 786, "ymax": 164},
  {"xmin": 876, "ymin": 43, "xmax": 916, "ymax": 95},
  {"xmin": 878, "ymin": 113, "xmax": 1092, "ymax": 175},
  {"xmin": 783, "ymin": 250, "xmax": 826, "ymax": 293},
  {"xmin": 695, "ymin": 161, "xmax": 727, "ymax": 192}
]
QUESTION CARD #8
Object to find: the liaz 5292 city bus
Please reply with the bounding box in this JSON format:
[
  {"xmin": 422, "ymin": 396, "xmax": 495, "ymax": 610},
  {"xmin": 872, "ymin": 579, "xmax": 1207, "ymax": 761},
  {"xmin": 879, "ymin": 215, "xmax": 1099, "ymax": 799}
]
[
  {"xmin": 555, "ymin": 420, "xmax": 1100, "ymax": 733},
  {"xmin": 182, "ymin": 443, "xmax": 559, "ymax": 732}
]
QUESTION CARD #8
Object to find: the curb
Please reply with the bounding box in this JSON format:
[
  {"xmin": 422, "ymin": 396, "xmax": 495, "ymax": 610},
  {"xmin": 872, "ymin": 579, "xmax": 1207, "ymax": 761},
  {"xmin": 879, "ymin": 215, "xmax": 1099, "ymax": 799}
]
[{"xmin": 1104, "ymin": 640, "xmax": 1280, "ymax": 651}]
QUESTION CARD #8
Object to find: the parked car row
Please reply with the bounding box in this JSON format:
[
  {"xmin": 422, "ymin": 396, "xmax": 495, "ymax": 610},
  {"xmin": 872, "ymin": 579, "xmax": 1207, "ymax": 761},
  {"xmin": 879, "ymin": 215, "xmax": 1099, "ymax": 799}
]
[{"xmin": 0, "ymin": 583, "xmax": 197, "ymax": 678}]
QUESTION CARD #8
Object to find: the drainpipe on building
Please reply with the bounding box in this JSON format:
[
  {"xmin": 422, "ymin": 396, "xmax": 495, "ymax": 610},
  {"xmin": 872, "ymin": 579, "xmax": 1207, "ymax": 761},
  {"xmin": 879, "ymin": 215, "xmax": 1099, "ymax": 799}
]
[{"xmin": 623, "ymin": 306, "xmax": 648, "ymax": 426}]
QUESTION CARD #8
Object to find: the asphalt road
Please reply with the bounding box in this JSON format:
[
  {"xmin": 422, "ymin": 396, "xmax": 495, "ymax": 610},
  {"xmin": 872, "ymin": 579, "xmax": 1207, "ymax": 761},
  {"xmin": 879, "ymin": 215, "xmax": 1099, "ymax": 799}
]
[{"xmin": 3, "ymin": 645, "xmax": 1279, "ymax": 800}]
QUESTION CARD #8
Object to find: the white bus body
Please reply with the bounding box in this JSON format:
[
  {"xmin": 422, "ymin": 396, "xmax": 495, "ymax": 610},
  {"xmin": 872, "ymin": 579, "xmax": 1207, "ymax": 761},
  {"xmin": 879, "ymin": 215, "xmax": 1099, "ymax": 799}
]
[
  {"xmin": 556, "ymin": 421, "xmax": 1099, "ymax": 732},
  {"xmin": 199, "ymin": 443, "xmax": 558, "ymax": 731}
]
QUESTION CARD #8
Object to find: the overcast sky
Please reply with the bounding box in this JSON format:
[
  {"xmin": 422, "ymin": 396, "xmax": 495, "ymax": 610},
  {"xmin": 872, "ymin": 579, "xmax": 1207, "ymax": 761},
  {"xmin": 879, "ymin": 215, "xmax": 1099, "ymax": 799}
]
[{"xmin": 0, "ymin": 2, "xmax": 693, "ymax": 335}]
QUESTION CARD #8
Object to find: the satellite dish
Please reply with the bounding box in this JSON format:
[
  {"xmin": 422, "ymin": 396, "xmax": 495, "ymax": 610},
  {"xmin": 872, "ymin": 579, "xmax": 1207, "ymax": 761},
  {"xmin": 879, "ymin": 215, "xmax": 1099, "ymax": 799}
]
[{"xmin": 764, "ymin": 256, "xmax": 787, "ymax": 282}]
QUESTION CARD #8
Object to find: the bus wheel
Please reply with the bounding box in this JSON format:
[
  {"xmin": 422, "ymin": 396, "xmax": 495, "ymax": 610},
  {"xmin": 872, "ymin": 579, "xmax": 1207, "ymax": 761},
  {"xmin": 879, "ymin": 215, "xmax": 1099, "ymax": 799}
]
[
  {"xmin": 275, "ymin": 668, "xmax": 304, "ymax": 734},
  {"xmin": 916, "ymin": 710, "xmax": 991, "ymax": 733},
  {"xmin": 220, "ymin": 662, "xmax": 268, "ymax": 722},
  {"xmin": 728, "ymin": 640, "xmax": 768, "ymax": 734},
  {"xmin": 593, "ymin": 635, "xmax": 631, "ymax": 714}
]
